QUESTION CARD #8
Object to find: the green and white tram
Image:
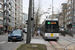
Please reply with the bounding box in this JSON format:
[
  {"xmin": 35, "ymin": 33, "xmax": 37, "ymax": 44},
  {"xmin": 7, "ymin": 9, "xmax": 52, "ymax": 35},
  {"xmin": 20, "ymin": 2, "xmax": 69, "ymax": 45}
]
[{"xmin": 41, "ymin": 19, "xmax": 59, "ymax": 41}]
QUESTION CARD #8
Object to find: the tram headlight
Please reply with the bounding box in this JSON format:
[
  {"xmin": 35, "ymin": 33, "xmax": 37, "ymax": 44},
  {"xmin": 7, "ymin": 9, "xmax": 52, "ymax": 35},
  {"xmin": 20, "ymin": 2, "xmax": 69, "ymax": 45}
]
[{"xmin": 45, "ymin": 34, "xmax": 50, "ymax": 36}]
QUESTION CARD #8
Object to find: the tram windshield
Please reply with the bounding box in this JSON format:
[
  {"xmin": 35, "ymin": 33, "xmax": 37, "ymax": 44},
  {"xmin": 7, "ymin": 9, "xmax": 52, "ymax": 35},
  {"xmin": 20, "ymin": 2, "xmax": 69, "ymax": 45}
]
[{"xmin": 45, "ymin": 21, "xmax": 59, "ymax": 33}]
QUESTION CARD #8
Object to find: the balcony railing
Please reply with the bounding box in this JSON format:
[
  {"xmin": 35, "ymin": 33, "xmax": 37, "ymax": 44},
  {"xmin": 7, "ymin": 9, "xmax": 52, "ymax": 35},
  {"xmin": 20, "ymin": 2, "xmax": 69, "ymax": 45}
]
[{"xmin": 4, "ymin": 23, "xmax": 9, "ymax": 26}]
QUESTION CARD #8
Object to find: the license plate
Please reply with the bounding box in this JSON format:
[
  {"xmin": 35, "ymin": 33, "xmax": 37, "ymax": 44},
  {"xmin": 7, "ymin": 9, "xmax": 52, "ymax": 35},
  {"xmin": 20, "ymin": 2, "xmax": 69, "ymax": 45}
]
[
  {"xmin": 13, "ymin": 37, "xmax": 16, "ymax": 39},
  {"xmin": 51, "ymin": 33, "xmax": 53, "ymax": 37}
]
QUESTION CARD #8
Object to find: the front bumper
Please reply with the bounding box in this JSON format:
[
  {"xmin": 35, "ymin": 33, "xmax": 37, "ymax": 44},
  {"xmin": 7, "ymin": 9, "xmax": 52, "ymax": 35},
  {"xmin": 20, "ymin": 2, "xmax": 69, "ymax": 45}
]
[
  {"xmin": 8, "ymin": 36, "xmax": 22, "ymax": 40},
  {"xmin": 44, "ymin": 36, "xmax": 59, "ymax": 40}
]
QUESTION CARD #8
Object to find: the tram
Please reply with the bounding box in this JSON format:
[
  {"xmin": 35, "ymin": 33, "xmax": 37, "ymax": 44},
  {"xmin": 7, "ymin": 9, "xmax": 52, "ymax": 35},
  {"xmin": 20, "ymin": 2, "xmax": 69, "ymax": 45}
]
[{"xmin": 41, "ymin": 19, "xmax": 59, "ymax": 41}]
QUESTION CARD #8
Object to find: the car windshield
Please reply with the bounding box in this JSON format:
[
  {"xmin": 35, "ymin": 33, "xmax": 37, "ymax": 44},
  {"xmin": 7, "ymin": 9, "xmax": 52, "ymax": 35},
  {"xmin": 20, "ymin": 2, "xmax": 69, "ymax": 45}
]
[{"xmin": 12, "ymin": 30, "xmax": 21, "ymax": 34}]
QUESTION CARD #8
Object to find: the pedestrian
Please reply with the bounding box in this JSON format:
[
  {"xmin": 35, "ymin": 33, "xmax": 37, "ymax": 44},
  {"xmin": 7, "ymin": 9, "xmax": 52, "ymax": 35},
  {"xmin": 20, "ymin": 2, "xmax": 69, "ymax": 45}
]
[
  {"xmin": 35, "ymin": 30, "xmax": 38, "ymax": 36},
  {"xmin": 37, "ymin": 30, "xmax": 40, "ymax": 36}
]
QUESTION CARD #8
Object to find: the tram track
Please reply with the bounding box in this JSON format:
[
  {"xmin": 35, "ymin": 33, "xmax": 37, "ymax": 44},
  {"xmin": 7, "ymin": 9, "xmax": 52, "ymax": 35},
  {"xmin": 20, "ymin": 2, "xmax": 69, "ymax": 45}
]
[
  {"xmin": 48, "ymin": 37, "xmax": 75, "ymax": 50},
  {"xmin": 48, "ymin": 41, "xmax": 64, "ymax": 50},
  {"xmin": 57, "ymin": 37, "xmax": 75, "ymax": 50},
  {"xmin": 61, "ymin": 37, "xmax": 75, "ymax": 43}
]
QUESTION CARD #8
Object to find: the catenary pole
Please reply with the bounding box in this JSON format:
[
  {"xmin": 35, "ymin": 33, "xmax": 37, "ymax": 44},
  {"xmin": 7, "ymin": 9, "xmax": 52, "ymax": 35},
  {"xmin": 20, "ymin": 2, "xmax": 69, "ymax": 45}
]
[
  {"xmin": 26, "ymin": 0, "xmax": 33, "ymax": 44},
  {"xmin": 52, "ymin": 0, "xmax": 53, "ymax": 19}
]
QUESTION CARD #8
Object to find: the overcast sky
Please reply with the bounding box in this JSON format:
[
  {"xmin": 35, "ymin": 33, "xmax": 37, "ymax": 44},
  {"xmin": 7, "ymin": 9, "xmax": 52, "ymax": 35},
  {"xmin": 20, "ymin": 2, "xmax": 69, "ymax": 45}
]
[{"xmin": 23, "ymin": 0, "xmax": 67, "ymax": 24}]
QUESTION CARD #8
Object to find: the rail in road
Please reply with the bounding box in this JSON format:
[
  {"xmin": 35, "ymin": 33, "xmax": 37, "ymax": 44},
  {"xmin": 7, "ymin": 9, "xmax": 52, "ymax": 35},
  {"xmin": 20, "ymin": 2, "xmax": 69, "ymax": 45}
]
[
  {"xmin": 48, "ymin": 41, "xmax": 75, "ymax": 50},
  {"xmin": 48, "ymin": 41, "xmax": 64, "ymax": 50},
  {"xmin": 60, "ymin": 37, "xmax": 75, "ymax": 50},
  {"xmin": 48, "ymin": 36, "xmax": 75, "ymax": 50}
]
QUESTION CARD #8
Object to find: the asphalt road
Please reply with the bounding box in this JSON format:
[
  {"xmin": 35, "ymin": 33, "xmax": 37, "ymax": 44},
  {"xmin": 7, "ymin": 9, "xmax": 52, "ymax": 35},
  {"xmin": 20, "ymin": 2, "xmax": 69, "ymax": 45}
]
[
  {"xmin": 0, "ymin": 33, "xmax": 75, "ymax": 50},
  {"xmin": 0, "ymin": 33, "xmax": 27, "ymax": 50}
]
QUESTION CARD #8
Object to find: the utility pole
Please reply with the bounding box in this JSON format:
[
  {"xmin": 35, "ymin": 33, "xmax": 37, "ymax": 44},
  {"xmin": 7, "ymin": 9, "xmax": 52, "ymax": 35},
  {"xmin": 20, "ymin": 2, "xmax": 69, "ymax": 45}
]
[
  {"xmin": 32, "ymin": 0, "xmax": 34, "ymax": 37},
  {"xmin": 52, "ymin": 0, "xmax": 53, "ymax": 19},
  {"xmin": 26, "ymin": 0, "xmax": 33, "ymax": 44}
]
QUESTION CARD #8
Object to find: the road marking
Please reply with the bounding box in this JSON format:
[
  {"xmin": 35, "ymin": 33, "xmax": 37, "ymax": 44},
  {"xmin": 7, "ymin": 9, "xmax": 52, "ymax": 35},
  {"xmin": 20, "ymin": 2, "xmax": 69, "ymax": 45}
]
[
  {"xmin": 0, "ymin": 41, "xmax": 25, "ymax": 44},
  {"xmin": 16, "ymin": 42, "xmax": 21, "ymax": 43},
  {"xmin": 8, "ymin": 42, "xmax": 13, "ymax": 43},
  {"xmin": 50, "ymin": 41, "xmax": 57, "ymax": 43},
  {"xmin": 0, "ymin": 41, "xmax": 6, "ymax": 44}
]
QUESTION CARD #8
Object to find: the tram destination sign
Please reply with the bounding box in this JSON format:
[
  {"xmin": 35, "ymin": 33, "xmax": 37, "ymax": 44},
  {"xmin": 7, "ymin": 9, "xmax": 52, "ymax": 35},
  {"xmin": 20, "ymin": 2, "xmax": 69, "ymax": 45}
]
[{"xmin": 47, "ymin": 22, "xmax": 56, "ymax": 24}]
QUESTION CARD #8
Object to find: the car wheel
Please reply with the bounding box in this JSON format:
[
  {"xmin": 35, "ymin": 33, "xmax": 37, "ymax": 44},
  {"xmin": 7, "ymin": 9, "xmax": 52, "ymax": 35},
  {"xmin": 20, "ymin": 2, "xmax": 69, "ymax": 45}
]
[
  {"xmin": 22, "ymin": 38, "xmax": 24, "ymax": 41},
  {"xmin": 21, "ymin": 38, "xmax": 23, "ymax": 41}
]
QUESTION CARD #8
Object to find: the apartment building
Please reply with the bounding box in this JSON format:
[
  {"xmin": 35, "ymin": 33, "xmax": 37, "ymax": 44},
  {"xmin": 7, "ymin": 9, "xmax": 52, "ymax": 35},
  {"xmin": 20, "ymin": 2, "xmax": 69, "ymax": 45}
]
[
  {"xmin": 3, "ymin": 0, "xmax": 23, "ymax": 31},
  {"xmin": 59, "ymin": 13, "xmax": 64, "ymax": 27},
  {"xmin": 15, "ymin": 0, "xmax": 23, "ymax": 29},
  {"xmin": 0, "ymin": 0, "xmax": 3, "ymax": 31},
  {"xmin": 61, "ymin": 3, "xmax": 67, "ymax": 29},
  {"xmin": 3, "ymin": 0, "xmax": 16, "ymax": 31},
  {"xmin": 66, "ymin": 0, "xmax": 72, "ymax": 30}
]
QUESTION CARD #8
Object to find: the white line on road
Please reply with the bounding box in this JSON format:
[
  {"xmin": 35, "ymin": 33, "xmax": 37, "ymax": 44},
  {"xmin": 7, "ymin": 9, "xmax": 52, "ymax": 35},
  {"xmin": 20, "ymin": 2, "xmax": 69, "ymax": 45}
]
[
  {"xmin": 0, "ymin": 41, "xmax": 6, "ymax": 44},
  {"xmin": 8, "ymin": 42, "xmax": 13, "ymax": 43}
]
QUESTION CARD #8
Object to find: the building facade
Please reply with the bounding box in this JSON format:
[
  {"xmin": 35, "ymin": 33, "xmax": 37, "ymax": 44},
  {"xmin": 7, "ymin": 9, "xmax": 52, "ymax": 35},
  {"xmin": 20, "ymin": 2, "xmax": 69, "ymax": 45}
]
[
  {"xmin": 3, "ymin": 0, "xmax": 16, "ymax": 31},
  {"xmin": 59, "ymin": 13, "xmax": 64, "ymax": 27},
  {"xmin": 66, "ymin": 0, "xmax": 72, "ymax": 30},
  {"xmin": 22, "ymin": 13, "xmax": 28, "ymax": 28},
  {"xmin": 0, "ymin": 0, "xmax": 3, "ymax": 31},
  {"xmin": 15, "ymin": 0, "xmax": 23, "ymax": 29},
  {"xmin": 3, "ymin": 0, "xmax": 23, "ymax": 31},
  {"xmin": 61, "ymin": 3, "xmax": 67, "ymax": 29}
]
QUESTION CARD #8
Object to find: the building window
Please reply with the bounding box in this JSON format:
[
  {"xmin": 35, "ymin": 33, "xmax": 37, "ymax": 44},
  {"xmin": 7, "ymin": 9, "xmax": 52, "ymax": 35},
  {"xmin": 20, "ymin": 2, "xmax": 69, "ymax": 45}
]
[
  {"xmin": 0, "ymin": 12, "xmax": 3, "ymax": 17},
  {"xmin": 0, "ymin": 20, "xmax": 3, "ymax": 24},
  {"xmin": 0, "ymin": 4, "xmax": 2, "ymax": 8}
]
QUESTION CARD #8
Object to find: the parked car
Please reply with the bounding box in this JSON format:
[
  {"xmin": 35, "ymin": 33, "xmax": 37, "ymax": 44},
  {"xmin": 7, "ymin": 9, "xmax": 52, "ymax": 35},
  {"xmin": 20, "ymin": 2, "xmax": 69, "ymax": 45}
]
[
  {"xmin": 59, "ymin": 27, "xmax": 65, "ymax": 31},
  {"xmin": 0, "ymin": 30, "xmax": 4, "ymax": 34},
  {"xmin": 23, "ymin": 28, "xmax": 27, "ymax": 33},
  {"xmin": 8, "ymin": 29, "xmax": 24, "ymax": 42}
]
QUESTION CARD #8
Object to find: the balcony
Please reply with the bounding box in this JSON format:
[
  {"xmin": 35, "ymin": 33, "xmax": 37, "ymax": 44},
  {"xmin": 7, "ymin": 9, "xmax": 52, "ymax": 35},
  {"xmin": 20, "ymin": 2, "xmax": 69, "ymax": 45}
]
[
  {"xmin": 4, "ymin": 2, "xmax": 9, "ymax": 7},
  {"xmin": 4, "ymin": 10, "xmax": 9, "ymax": 13},
  {"xmin": 4, "ymin": 17, "xmax": 10, "ymax": 20},
  {"xmin": 4, "ymin": 23, "xmax": 9, "ymax": 26}
]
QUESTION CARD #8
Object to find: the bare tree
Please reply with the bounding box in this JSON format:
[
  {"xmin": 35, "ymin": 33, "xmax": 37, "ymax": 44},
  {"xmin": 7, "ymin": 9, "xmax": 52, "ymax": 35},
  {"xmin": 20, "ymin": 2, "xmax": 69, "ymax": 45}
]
[{"xmin": 34, "ymin": 0, "xmax": 43, "ymax": 29}]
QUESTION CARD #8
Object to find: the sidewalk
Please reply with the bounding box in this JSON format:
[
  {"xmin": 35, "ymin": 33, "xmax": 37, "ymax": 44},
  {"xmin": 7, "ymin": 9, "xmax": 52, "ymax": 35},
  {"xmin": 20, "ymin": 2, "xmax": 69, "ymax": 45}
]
[{"xmin": 30, "ymin": 35, "xmax": 54, "ymax": 50}]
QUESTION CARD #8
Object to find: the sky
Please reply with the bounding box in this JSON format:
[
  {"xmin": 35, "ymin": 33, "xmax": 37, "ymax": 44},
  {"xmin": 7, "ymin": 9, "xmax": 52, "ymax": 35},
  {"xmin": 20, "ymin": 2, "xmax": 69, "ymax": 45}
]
[{"xmin": 23, "ymin": 0, "xmax": 67, "ymax": 24}]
